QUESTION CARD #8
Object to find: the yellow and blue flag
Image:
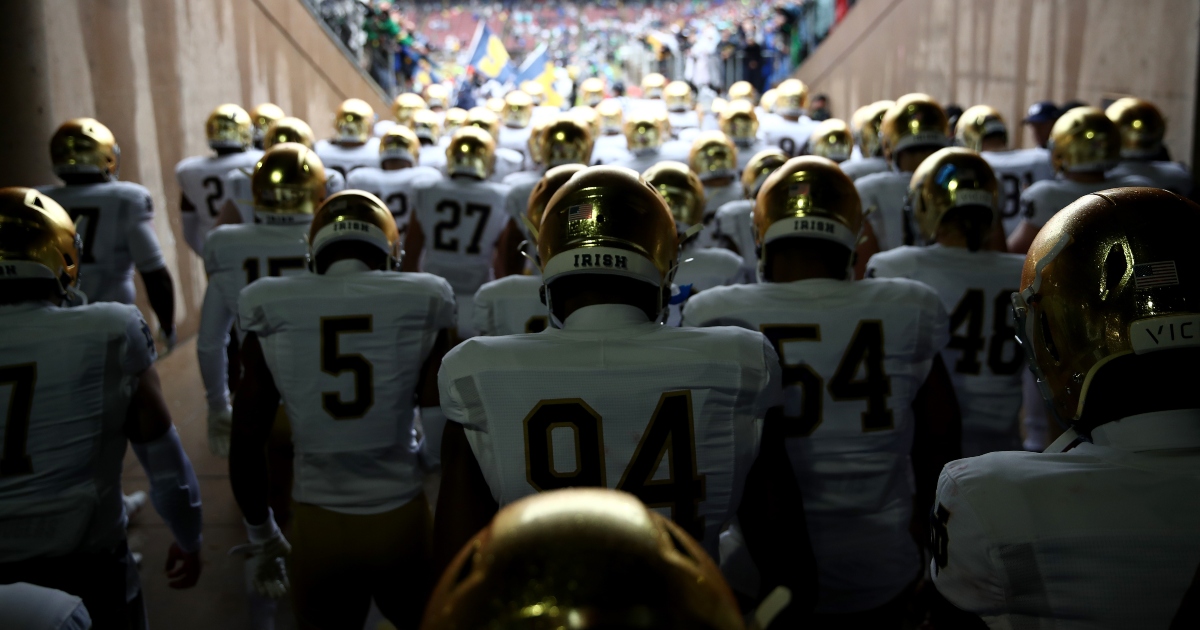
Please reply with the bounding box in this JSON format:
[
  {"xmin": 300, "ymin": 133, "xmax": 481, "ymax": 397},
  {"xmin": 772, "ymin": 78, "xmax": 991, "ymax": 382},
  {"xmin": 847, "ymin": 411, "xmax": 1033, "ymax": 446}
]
[
  {"xmin": 466, "ymin": 22, "xmax": 511, "ymax": 80},
  {"xmin": 516, "ymin": 44, "xmax": 563, "ymax": 107}
]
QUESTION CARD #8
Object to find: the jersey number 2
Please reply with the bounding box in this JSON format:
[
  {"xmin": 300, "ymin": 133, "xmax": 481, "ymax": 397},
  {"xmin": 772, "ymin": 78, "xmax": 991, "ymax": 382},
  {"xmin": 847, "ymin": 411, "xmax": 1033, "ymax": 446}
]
[
  {"xmin": 320, "ymin": 316, "xmax": 374, "ymax": 420},
  {"xmin": 0, "ymin": 363, "xmax": 36, "ymax": 477},
  {"xmin": 523, "ymin": 391, "xmax": 707, "ymax": 537}
]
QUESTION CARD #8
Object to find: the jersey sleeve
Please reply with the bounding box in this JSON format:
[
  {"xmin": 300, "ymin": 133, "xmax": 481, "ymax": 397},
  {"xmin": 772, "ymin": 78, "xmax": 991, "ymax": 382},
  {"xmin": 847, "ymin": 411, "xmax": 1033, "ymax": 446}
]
[
  {"xmin": 125, "ymin": 189, "xmax": 167, "ymax": 272},
  {"xmin": 326, "ymin": 170, "xmax": 346, "ymax": 195},
  {"xmin": 865, "ymin": 249, "xmax": 908, "ymax": 279},
  {"xmin": 430, "ymin": 276, "xmax": 458, "ymax": 331},
  {"xmin": 916, "ymin": 284, "xmax": 951, "ymax": 363},
  {"xmin": 930, "ymin": 464, "xmax": 1007, "ymax": 616},
  {"xmin": 437, "ymin": 345, "xmax": 486, "ymax": 431},
  {"xmin": 1019, "ymin": 183, "xmax": 1056, "ymax": 228},
  {"xmin": 472, "ymin": 285, "xmax": 495, "ymax": 336},
  {"xmin": 236, "ymin": 282, "xmax": 276, "ymax": 337},
  {"xmin": 754, "ymin": 333, "xmax": 784, "ymax": 419},
  {"xmin": 121, "ymin": 305, "xmax": 158, "ymax": 375}
]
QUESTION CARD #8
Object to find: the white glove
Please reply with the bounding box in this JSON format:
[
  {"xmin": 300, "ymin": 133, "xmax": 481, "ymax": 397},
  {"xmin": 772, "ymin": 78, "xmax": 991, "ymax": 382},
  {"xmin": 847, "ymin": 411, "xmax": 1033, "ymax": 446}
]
[
  {"xmin": 158, "ymin": 327, "xmax": 178, "ymax": 355},
  {"xmin": 231, "ymin": 511, "xmax": 292, "ymax": 599},
  {"xmin": 207, "ymin": 407, "xmax": 232, "ymax": 458}
]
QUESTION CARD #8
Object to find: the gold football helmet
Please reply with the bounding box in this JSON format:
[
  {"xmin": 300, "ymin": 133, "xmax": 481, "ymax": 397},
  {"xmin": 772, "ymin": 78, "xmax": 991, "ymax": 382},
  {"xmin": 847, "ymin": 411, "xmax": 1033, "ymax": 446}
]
[
  {"xmin": 851, "ymin": 100, "xmax": 893, "ymax": 158},
  {"xmin": 665, "ymin": 81, "xmax": 694, "ymax": 113},
  {"xmin": 719, "ymin": 99, "xmax": 759, "ymax": 148},
  {"xmin": 569, "ymin": 106, "xmax": 602, "ymax": 140},
  {"xmin": 445, "ymin": 126, "xmax": 496, "ymax": 179},
  {"xmin": 206, "ymin": 104, "xmax": 252, "ymax": 150},
  {"xmin": 755, "ymin": 156, "xmax": 862, "ymax": 257},
  {"xmin": 1106, "ymin": 97, "xmax": 1166, "ymax": 159},
  {"xmin": 503, "ymin": 90, "xmax": 534, "ymax": 128},
  {"xmin": 444, "ymin": 107, "xmax": 468, "ymax": 135},
  {"xmin": 0, "ymin": 187, "xmax": 81, "ymax": 294},
  {"xmin": 728, "ymin": 80, "xmax": 758, "ymax": 105},
  {"xmin": 955, "ymin": 105, "xmax": 1008, "ymax": 152},
  {"xmin": 907, "ymin": 147, "xmax": 999, "ymax": 244},
  {"xmin": 1049, "ymin": 106, "xmax": 1120, "ymax": 173},
  {"xmin": 251, "ymin": 143, "xmax": 327, "ymax": 221},
  {"xmin": 808, "ymin": 118, "xmax": 853, "ymax": 163},
  {"xmin": 411, "ymin": 109, "xmax": 442, "ymax": 145},
  {"xmin": 1013, "ymin": 187, "xmax": 1200, "ymax": 427},
  {"xmin": 580, "ymin": 77, "xmax": 606, "ymax": 107},
  {"xmin": 539, "ymin": 165, "xmax": 676, "ymax": 290},
  {"xmin": 760, "ymin": 89, "xmax": 779, "ymax": 114},
  {"xmin": 596, "ymin": 99, "xmax": 624, "ymax": 135},
  {"xmin": 539, "ymin": 116, "xmax": 593, "ymax": 168},
  {"xmin": 527, "ymin": 116, "xmax": 553, "ymax": 165},
  {"xmin": 485, "ymin": 97, "xmax": 506, "ymax": 117},
  {"xmin": 528, "ymin": 163, "xmax": 587, "ymax": 232},
  {"xmin": 741, "ymin": 147, "xmax": 789, "ymax": 198},
  {"xmin": 335, "ymin": 98, "xmax": 375, "ymax": 144},
  {"xmin": 379, "ymin": 125, "xmax": 420, "ymax": 166},
  {"xmin": 881, "ymin": 93, "xmax": 949, "ymax": 161},
  {"xmin": 467, "ymin": 106, "xmax": 502, "ymax": 139},
  {"xmin": 423, "ymin": 83, "xmax": 449, "ymax": 109},
  {"xmin": 709, "ymin": 97, "xmax": 729, "ymax": 119},
  {"xmin": 625, "ymin": 111, "xmax": 665, "ymax": 155},
  {"xmin": 689, "ymin": 131, "xmax": 739, "ymax": 183},
  {"xmin": 521, "ymin": 80, "xmax": 547, "ymax": 105},
  {"xmin": 773, "ymin": 79, "xmax": 807, "ymax": 117},
  {"xmin": 50, "ymin": 118, "xmax": 120, "ymax": 180},
  {"xmin": 641, "ymin": 73, "xmax": 667, "ymax": 99},
  {"xmin": 308, "ymin": 190, "xmax": 400, "ymax": 271},
  {"xmin": 643, "ymin": 161, "xmax": 706, "ymax": 228},
  {"xmin": 392, "ymin": 93, "xmax": 427, "ymax": 127},
  {"xmin": 263, "ymin": 117, "xmax": 315, "ymax": 150},
  {"xmin": 250, "ymin": 103, "xmax": 285, "ymax": 144},
  {"xmin": 422, "ymin": 489, "xmax": 742, "ymax": 630}
]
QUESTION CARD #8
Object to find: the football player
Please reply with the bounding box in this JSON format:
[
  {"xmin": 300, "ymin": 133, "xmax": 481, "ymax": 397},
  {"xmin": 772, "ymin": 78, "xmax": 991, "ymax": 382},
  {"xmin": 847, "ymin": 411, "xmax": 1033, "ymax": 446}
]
[
  {"xmin": 683, "ymin": 157, "xmax": 960, "ymax": 625},
  {"xmin": 590, "ymin": 98, "xmax": 630, "ymax": 165},
  {"xmin": 642, "ymin": 161, "xmax": 742, "ymax": 325},
  {"xmin": 721, "ymin": 99, "xmax": 770, "ymax": 170},
  {"xmin": 442, "ymin": 107, "xmax": 467, "ymax": 141},
  {"xmin": 867, "ymin": 149, "xmax": 1026, "ymax": 456},
  {"xmin": 761, "ymin": 79, "xmax": 817, "ymax": 157},
  {"xmin": 346, "ymin": 125, "xmax": 442, "ymax": 239},
  {"xmin": 807, "ymin": 118, "xmax": 854, "ymax": 163},
  {"xmin": 841, "ymin": 100, "xmax": 894, "ymax": 181},
  {"xmin": 613, "ymin": 111, "xmax": 672, "ymax": 173},
  {"xmin": 404, "ymin": 127, "xmax": 515, "ymax": 339},
  {"xmin": 1107, "ymin": 97, "xmax": 1193, "ymax": 196},
  {"xmin": 0, "ymin": 188, "xmax": 202, "ymax": 628},
  {"xmin": 230, "ymin": 190, "xmax": 455, "ymax": 629},
  {"xmin": 377, "ymin": 92, "xmax": 426, "ymax": 138},
  {"xmin": 757, "ymin": 88, "xmax": 781, "ymax": 128},
  {"xmin": 856, "ymin": 93, "xmax": 950, "ymax": 257},
  {"xmin": 314, "ymin": 98, "xmax": 380, "ymax": 177},
  {"xmin": 713, "ymin": 147, "xmax": 790, "ymax": 282},
  {"xmin": 465, "ymin": 106, "xmax": 525, "ymax": 181},
  {"xmin": 0, "ymin": 583, "xmax": 91, "ymax": 630},
  {"xmin": 1008, "ymin": 106, "xmax": 1152, "ymax": 254},
  {"xmin": 956, "ymin": 105, "xmax": 1055, "ymax": 237},
  {"xmin": 175, "ymin": 104, "xmax": 262, "ymax": 255},
  {"xmin": 665, "ymin": 81, "xmax": 700, "ymax": 137},
  {"xmin": 434, "ymin": 166, "xmax": 817, "ymax": 621},
  {"xmin": 411, "ymin": 109, "xmax": 447, "ymax": 171},
  {"xmin": 498, "ymin": 90, "xmax": 535, "ymax": 168},
  {"xmin": 641, "ymin": 72, "xmax": 667, "ymax": 100},
  {"xmin": 579, "ymin": 77, "xmax": 605, "ymax": 107},
  {"xmin": 249, "ymin": 103, "xmax": 285, "ymax": 150},
  {"xmin": 502, "ymin": 116, "xmax": 594, "ymax": 229},
  {"xmin": 473, "ymin": 164, "xmax": 585, "ymax": 337},
  {"xmin": 198, "ymin": 143, "xmax": 326, "ymax": 458},
  {"xmin": 727, "ymin": 80, "xmax": 757, "ymax": 104},
  {"xmin": 423, "ymin": 83, "xmax": 449, "ymax": 112},
  {"xmin": 424, "ymin": 489, "xmax": 753, "ymax": 630},
  {"xmin": 689, "ymin": 131, "xmax": 743, "ymax": 243},
  {"xmin": 39, "ymin": 118, "xmax": 177, "ymax": 348},
  {"xmin": 930, "ymin": 187, "xmax": 1200, "ymax": 628}
]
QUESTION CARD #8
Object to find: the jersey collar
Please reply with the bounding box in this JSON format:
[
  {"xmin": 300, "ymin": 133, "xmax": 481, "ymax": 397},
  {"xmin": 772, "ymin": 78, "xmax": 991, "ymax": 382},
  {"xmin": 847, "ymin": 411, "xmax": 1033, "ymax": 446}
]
[
  {"xmin": 324, "ymin": 259, "xmax": 372, "ymax": 276},
  {"xmin": 561, "ymin": 304, "xmax": 651, "ymax": 331},
  {"xmin": 1090, "ymin": 409, "xmax": 1200, "ymax": 451}
]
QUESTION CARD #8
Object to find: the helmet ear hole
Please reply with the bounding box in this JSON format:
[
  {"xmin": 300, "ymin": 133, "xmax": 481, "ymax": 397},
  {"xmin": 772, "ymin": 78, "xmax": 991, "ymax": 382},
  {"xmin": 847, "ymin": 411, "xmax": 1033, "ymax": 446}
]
[
  {"xmin": 452, "ymin": 540, "xmax": 479, "ymax": 588},
  {"xmin": 1100, "ymin": 243, "xmax": 1130, "ymax": 300},
  {"xmin": 665, "ymin": 526, "xmax": 697, "ymax": 563},
  {"xmin": 1039, "ymin": 310, "xmax": 1061, "ymax": 363}
]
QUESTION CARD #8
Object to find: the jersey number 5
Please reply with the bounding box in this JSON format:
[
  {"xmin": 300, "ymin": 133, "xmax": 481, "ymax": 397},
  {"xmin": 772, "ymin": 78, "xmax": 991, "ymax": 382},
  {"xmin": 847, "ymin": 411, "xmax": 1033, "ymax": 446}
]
[
  {"xmin": 0, "ymin": 363, "xmax": 36, "ymax": 477},
  {"xmin": 523, "ymin": 391, "xmax": 707, "ymax": 538},
  {"xmin": 320, "ymin": 316, "xmax": 374, "ymax": 420},
  {"xmin": 761, "ymin": 321, "xmax": 893, "ymax": 436}
]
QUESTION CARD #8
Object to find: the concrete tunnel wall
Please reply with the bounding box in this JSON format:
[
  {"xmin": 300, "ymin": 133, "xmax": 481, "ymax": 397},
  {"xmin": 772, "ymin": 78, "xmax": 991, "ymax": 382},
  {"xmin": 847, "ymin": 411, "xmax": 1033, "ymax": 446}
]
[{"xmin": 0, "ymin": 0, "xmax": 390, "ymax": 340}]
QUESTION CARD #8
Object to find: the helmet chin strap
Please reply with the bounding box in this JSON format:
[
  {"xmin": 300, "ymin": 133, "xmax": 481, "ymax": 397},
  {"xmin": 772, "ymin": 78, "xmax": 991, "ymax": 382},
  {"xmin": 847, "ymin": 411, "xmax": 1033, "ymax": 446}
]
[{"xmin": 64, "ymin": 285, "xmax": 89, "ymax": 307}]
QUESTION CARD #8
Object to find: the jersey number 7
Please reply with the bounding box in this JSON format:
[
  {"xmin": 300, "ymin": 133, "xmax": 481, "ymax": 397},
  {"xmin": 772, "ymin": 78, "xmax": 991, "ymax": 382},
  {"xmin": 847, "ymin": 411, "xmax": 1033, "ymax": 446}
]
[
  {"xmin": 523, "ymin": 391, "xmax": 707, "ymax": 538},
  {"xmin": 0, "ymin": 363, "xmax": 36, "ymax": 477}
]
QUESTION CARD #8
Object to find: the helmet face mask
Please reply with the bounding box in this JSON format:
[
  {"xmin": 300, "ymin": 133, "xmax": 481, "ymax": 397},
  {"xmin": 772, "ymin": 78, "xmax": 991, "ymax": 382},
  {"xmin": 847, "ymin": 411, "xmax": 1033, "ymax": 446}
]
[
  {"xmin": 50, "ymin": 118, "xmax": 120, "ymax": 181},
  {"xmin": 206, "ymin": 104, "xmax": 253, "ymax": 151},
  {"xmin": 307, "ymin": 190, "xmax": 401, "ymax": 272}
]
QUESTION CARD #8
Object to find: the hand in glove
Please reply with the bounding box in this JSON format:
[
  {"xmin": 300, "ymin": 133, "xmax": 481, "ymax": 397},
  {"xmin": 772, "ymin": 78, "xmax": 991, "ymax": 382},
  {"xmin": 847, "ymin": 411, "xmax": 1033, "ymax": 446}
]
[
  {"xmin": 231, "ymin": 511, "xmax": 292, "ymax": 599},
  {"xmin": 207, "ymin": 407, "xmax": 232, "ymax": 458}
]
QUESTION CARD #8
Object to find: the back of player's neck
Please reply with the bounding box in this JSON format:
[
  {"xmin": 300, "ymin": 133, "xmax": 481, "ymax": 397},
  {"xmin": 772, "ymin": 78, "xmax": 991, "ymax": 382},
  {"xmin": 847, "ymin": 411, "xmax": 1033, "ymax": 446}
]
[{"xmin": 61, "ymin": 173, "xmax": 109, "ymax": 186}]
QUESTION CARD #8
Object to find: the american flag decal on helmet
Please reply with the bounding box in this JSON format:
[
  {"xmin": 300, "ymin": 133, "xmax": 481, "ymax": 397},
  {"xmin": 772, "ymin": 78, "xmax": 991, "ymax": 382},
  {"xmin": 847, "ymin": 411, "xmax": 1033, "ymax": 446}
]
[
  {"xmin": 1134, "ymin": 261, "xmax": 1179, "ymax": 289},
  {"xmin": 568, "ymin": 203, "xmax": 595, "ymax": 221}
]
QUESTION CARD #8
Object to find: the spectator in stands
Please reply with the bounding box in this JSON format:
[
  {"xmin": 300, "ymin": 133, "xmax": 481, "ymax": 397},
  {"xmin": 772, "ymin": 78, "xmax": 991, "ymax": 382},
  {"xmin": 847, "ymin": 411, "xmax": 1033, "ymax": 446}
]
[
  {"xmin": 364, "ymin": 4, "xmax": 399, "ymax": 96},
  {"xmin": 1023, "ymin": 100, "xmax": 1058, "ymax": 149},
  {"xmin": 810, "ymin": 94, "xmax": 831, "ymax": 121}
]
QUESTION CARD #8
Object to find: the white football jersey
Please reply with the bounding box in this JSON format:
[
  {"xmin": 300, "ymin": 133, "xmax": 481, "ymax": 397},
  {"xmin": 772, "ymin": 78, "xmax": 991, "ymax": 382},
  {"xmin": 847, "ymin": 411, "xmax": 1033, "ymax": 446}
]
[
  {"xmin": 704, "ymin": 182, "xmax": 743, "ymax": 221},
  {"xmin": 713, "ymin": 199, "xmax": 757, "ymax": 283},
  {"xmin": 856, "ymin": 170, "xmax": 914, "ymax": 251},
  {"xmin": 591, "ymin": 135, "xmax": 632, "ymax": 166},
  {"xmin": 197, "ymin": 222, "xmax": 310, "ymax": 411},
  {"xmin": 439, "ymin": 303, "xmax": 782, "ymax": 558},
  {"xmin": 839, "ymin": 156, "xmax": 889, "ymax": 182},
  {"xmin": 667, "ymin": 111, "xmax": 700, "ymax": 137},
  {"xmin": 1109, "ymin": 159, "xmax": 1193, "ymax": 196},
  {"xmin": 762, "ymin": 116, "xmax": 818, "ymax": 157},
  {"xmin": 1020, "ymin": 175, "xmax": 1153, "ymax": 229},
  {"xmin": 238, "ymin": 262, "xmax": 456, "ymax": 514},
  {"xmin": 472, "ymin": 274, "xmax": 547, "ymax": 336},
  {"xmin": 345, "ymin": 166, "xmax": 442, "ymax": 237},
  {"xmin": 734, "ymin": 140, "xmax": 772, "ymax": 171},
  {"xmin": 932, "ymin": 409, "xmax": 1200, "ymax": 628},
  {"xmin": 38, "ymin": 182, "xmax": 166, "ymax": 305},
  {"xmin": 867, "ymin": 245, "xmax": 1026, "ymax": 456},
  {"xmin": 659, "ymin": 139, "xmax": 694, "ymax": 163},
  {"xmin": 500, "ymin": 172, "xmax": 542, "ymax": 225},
  {"xmin": 0, "ymin": 301, "xmax": 155, "ymax": 561},
  {"xmin": 982, "ymin": 148, "xmax": 1056, "ymax": 236},
  {"xmin": 613, "ymin": 150, "xmax": 669, "ymax": 173},
  {"xmin": 683, "ymin": 278, "xmax": 951, "ymax": 613},
  {"xmin": 669, "ymin": 248, "xmax": 744, "ymax": 327},
  {"xmin": 314, "ymin": 138, "xmax": 381, "ymax": 177},
  {"xmin": 175, "ymin": 150, "xmax": 262, "ymax": 253},
  {"xmin": 498, "ymin": 125, "xmax": 533, "ymax": 168},
  {"xmin": 493, "ymin": 148, "xmax": 527, "ymax": 182},
  {"xmin": 224, "ymin": 167, "xmax": 345, "ymax": 224},
  {"xmin": 373, "ymin": 119, "xmax": 396, "ymax": 138},
  {"xmin": 413, "ymin": 178, "xmax": 512, "ymax": 336},
  {"xmin": 419, "ymin": 145, "xmax": 447, "ymax": 172}
]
